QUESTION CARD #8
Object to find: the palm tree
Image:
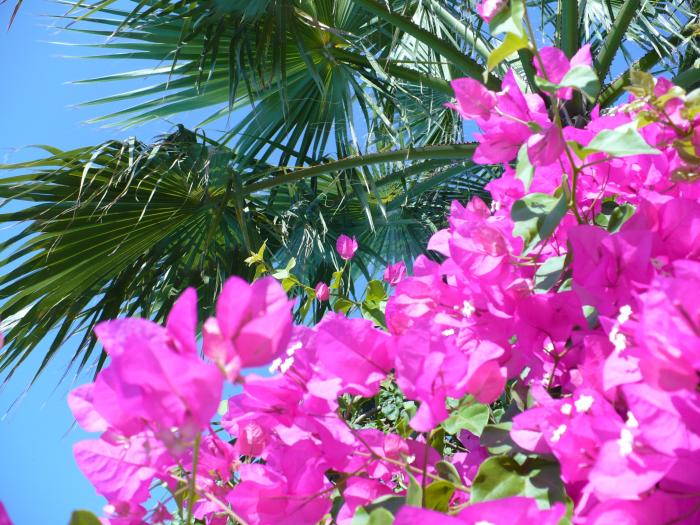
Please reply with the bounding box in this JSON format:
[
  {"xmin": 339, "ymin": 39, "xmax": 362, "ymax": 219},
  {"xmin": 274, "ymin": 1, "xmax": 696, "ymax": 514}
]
[{"xmin": 1, "ymin": 0, "xmax": 697, "ymax": 381}]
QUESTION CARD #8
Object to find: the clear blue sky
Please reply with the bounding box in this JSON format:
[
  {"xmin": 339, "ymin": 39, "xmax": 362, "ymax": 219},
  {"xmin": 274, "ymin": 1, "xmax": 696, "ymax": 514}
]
[{"xmin": 0, "ymin": 2, "xmax": 209, "ymax": 523}]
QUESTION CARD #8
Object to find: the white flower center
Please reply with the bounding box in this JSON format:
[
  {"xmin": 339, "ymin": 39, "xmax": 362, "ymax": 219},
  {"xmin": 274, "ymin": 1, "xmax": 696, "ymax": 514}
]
[
  {"xmin": 269, "ymin": 357, "xmax": 283, "ymax": 373},
  {"xmin": 461, "ymin": 301, "xmax": 475, "ymax": 317},
  {"xmin": 626, "ymin": 411, "xmax": 639, "ymax": 428},
  {"xmin": 618, "ymin": 428, "xmax": 635, "ymax": 457},
  {"xmin": 617, "ymin": 305, "xmax": 633, "ymax": 324},
  {"xmin": 551, "ymin": 424, "xmax": 567, "ymax": 443},
  {"xmin": 279, "ymin": 356, "xmax": 295, "ymax": 374},
  {"xmin": 609, "ymin": 326, "xmax": 628, "ymax": 352},
  {"xmin": 575, "ymin": 395, "xmax": 595, "ymax": 413}
]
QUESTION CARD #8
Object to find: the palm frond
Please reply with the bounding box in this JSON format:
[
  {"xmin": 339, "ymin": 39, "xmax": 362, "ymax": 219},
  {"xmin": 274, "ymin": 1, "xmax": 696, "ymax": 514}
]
[{"xmin": 0, "ymin": 131, "xmax": 481, "ymax": 379}]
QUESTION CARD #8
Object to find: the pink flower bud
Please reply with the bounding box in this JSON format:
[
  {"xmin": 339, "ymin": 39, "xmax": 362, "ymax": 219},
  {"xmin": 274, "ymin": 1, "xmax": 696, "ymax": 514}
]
[
  {"xmin": 314, "ymin": 282, "xmax": 330, "ymax": 301},
  {"xmin": 383, "ymin": 261, "xmax": 407, "ymax": 286},
  {"xmin": 477, "ymin": 0, "xmax": 508, "ymax": 22},
  {"xmin": 336, "ymin": 234, "xmax": 358, "ymax": 260}
]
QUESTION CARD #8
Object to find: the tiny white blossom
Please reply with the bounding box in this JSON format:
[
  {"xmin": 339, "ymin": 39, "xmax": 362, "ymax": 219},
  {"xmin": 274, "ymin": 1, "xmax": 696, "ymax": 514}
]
[
  {"xmin": 626, "ymin": 411, "xmax": 639, "ymax": 428},
  {"xmin": 442, "ymin": 328, "xmax": 455, "ymax": 337},
  {"xmin": 286, "ymin": 341, "xmax": 303, "ymax": 357},
  {"xmin": 280, "ymin": 356, "xmax": 295, "ymax": 374},
  {"xmin": 560, "ymin": 403, "xmax": 573, "ymax": 416},
  {"xmin": 269, "ymin": 357, "xmax": 283, "ymax": 373},
  {"xmin": 575, "ymin": 394, "xmax": 595, "ymax": 413},
  {"xmin": 609, "ymin": 326, "xmax": 628, "ymax": 352},
  {"xmin": 461, "ymin": 301, "xmax": 475, "ymax": 317},
  {"xmin": 551, "ymin": 424, "xmax": 567, "ymax": 443},
  {"xmin": 618, "ymin": 428, "xmax": 635, "ymax": 457},
  {"xmin": 617, "ymin": 305, "xmax": 633, "ymax": 324}
]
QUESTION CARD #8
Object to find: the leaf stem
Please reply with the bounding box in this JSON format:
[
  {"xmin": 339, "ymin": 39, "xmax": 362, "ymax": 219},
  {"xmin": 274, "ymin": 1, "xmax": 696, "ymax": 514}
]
[{"xmin": 186, "ymin": 433, "xmax": 202, "ymax": 525}]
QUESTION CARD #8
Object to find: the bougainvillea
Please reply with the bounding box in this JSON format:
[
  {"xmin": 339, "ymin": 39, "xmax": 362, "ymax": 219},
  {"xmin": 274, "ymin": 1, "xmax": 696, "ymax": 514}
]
[{"xmin": 65, "ymin": 6, "xmax": 700, "ymax": 525}]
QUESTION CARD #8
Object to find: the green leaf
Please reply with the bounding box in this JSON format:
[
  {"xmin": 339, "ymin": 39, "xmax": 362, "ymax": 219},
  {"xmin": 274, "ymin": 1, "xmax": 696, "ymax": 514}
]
[
  {"xmin": 511, "ymin": 192, "xmax": 569, "ymax": 253},
  {"xmin": 281, "ymin": 277, "xmax": 299, "ymax": 293},
  {"xmin": 471, "ymin": 456, "xmax": 567, "ymax": 507},
  {"xmin": 487, "ymin": 33, "xmax": 529, "ymax": 72},
  {"xmin": 480, "ymin": 423, "xmax": 531, "ymax": 456},
  {"xmin": 515, "ymin": 144, "xmax": 534, "ymax": 191},
  {"xmin": 435, "ymin": 460, "xmax": 463, "ymax": 486},
  {"xmin": 424, "ymin": 480, "xmax": 455, "ymax": 512},
  {"xmin": 69, "ymin": 511, "xmax": 102, "ymax": 525},
  {"xmin": 364, "ymin": 495, "xmax": 406, "ymax": 516},
  {"xmin": 560, "ymin": 65, "xmax": 600, "ymax": 100},
  {"xmin": 334, "ymin": 298, "xmax": 354, "ymax": 314},
  {"xmin": 330, "ymin": 270, "xmax": 345, "ymax": 290},
  {"xmin": 406, "ymin": 472, "xmax": 423, "ymax": 507},
  {"xmin": 534, "ymin": 254, "xmax": 567, "ymax": 293},
  {"xmin": 368, "ymin": 508, "xmax": 394, "ymax": 525},
  {"xmin": 366, "ymin": 280, "xmax": 387, "ymax": 303},
  {"xmin": 361, "ymin": 303, "xmax": 387, "ymax": 329},
  {"xmin": 442, "ymin": 397, "xmax": 490, "ymax": 436},
  {"xmin": 489, "ymin": 0, "xmax": 526, "ymax": 37},
  {"xmin": 244, "ymin": 241, "xmax": 267, "ymax": 266},
  {"xmin": 587, "ymin": 127, "xmax": 661, "ymax": 157},
  {"xmin": 607, "ymin": 203, "xmax": 635, "ymax": 232},
  {"xmin": 471, "ymin": 456, "xmax": 527, "ymax": 502},
  {"xmin": 536, "ymin": 66, "xmax": 599, "ymax": 101}
]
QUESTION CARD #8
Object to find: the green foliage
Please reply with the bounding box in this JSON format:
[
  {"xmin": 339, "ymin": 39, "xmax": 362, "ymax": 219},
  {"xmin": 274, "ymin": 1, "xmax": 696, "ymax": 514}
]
[
  {"xmin": 586, "ymin": 127, "xmax": 662, "ymax": 157},
  {"xmin": 68, "ymin": 510, "xmax": 102, "ymax": 525},
  {"xmin": 512, "ymin": 191, "xmax": 569, "ymax": 253},
  {"xmin": 441, "ymin": 396, "xmax": 489, "ymax": 436},
  {"xmin": 471, "ymin": 455, "xmax": 567, "ymax": 508}
]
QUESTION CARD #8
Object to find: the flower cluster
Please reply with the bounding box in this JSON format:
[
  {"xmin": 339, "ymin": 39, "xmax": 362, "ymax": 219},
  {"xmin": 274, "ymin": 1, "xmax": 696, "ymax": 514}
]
[{"xmin": 67, "ymin": 23, "xmax": 700, "ymax": 525}]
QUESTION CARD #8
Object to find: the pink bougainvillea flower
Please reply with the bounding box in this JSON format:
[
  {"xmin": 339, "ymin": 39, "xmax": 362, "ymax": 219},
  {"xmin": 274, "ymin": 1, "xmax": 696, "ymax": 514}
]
[
  {"xmin": 336, "ymin": 477, "xmax": 392, "ymax": 524},
  {"xmin": 0, "ymin": 502, "xmax": 13, "ymax": 525},
  {"xmin": 476, "ymin": 0, "xmax": 508, "ymax": 23},
  {"xmin": 395, "ymin": 325, "xmax": 470, "ymax": 431},
  {"xmin": 68, "ymin": 383, "xmax": 109, "ymax": 433},
  {"xmin": 447, "ymin": 77, "xmax": 498, "ymax": 120},
  {"xmin": 634, "ymin": 260, "xmax": 700, "ymax": 390},
  {"xmin": 73, "ymin": 433, "xmax": 171, "ymax": 505},
  {"xmin": 534, "ymin": 45, "xmax": 593, "ymax": 100},
  {"xmin": 230, "ymin": 417, "xmax": 268, "ymax": 457},
  {"xmin": 588, "ymin": 440, "xmax": 675, "ymax": 500},
  {"xmin": 583, "ymin": 490, "xmax": 700, "ymax": 525},
  {"xmin": 91, "ymin": 316, "xmax": 224, "ymax": 440},
  {"xmin": 462, "ymin": 340, "xmax": 508, "ymax": 403},
  {"xmin": 569, "ymin": 225, "xmax": 653, "ymax": 316},
  {"xmin": 314, "ymin": 313, "xmax": 394, "ymax": 397},
  {"xmin": 336, "ymin": 234, "xmax": 359, "ymax": 260},
  {"xmin": 314, "ymin": 282, "xmax": 330, "ymax": 301},
  {"xmin": 453, "ymin": 71, "xmax": 551, "ymax": 165},
  {"xmin": 229, "ymin": 442, "xmax": 332, "ymax": 525},
  {"xmin": 527, "ymin": 123, "xmax": 566, "ymax": 166},
  {"xmin": 204, "ymin": 276, "xmax": 293, "ymax": 373},
  {"xmin": 383, "ymin": 260, "xmax": 407, "ymax": 286}
]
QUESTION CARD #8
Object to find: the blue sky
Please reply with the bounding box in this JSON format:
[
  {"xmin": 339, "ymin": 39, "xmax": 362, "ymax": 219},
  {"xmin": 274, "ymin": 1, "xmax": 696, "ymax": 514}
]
[{"xmin": 0, "ymin": 2, "xmax": 207, "ymax": 523}]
